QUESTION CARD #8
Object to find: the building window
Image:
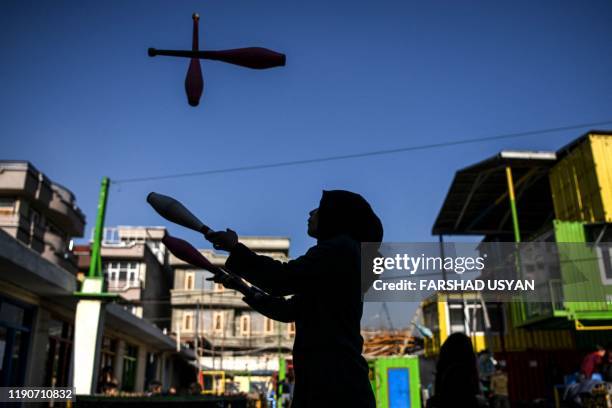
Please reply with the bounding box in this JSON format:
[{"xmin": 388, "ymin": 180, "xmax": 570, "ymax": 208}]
[
  {"xmin": 122, "ymin": 345, "xmax": 138, "ymax": 392},
  {"xmin": 464, "ymin": 304, "xmax": 485, "ymax": 334},
  {"xmin": 0, "ymin": 198, "xmax": 15, "ymax": 215},
  {"xmin": 485, "ymin": 303, "xmax": 505, "ymax": 333},
  {"xmin": 264, "ymin": 318, "xmax": 274, "ymax": 335},
  {"xmin": 104, "ymin": 262, "xmax": 140, "ymax": 289},
  {"xmin": 44, "ymin": 319, "xmax": 73, "ymax": 387},
  {"xmin": 126, "ymin": 263, "xmax": 139, "ymax": 287},
  {"xmin": 597, "ymin": 246, "xmax": 612, "ymax": 284},
  {"xmin": 184, "ymin": 313, "xmax": 193, "ymax": 331},
  {"xmin": 239, "ymin": 315, "xmax": 251, "ymax": 337},
  {"xmin": 99, "ymin": 336, "xmax": 117, "ymax": 381},
  {"xmin": 29, "ymin": 208, "xmax": 40, "ymax": 225},
  {"xmin": 287, "ymin": 322, "xmax": 296, "ymax": 336},
  {"xmin": 0, "ymin": 297, "xmax": 34, "ymax": 387},
  {"xmin": 185, "ymin": 272, "xmax": 195, "ymax": 290},
  {"xmin": 423, "ymin": 302, "xmax": 439, "ymax": 332},
  {"xmin": 213, "ymin": 312, "xmax": 224, "ymax": 334},
  {"xmin": 106, "ymin": 262, "xmax": 119, "ymax": 283},
  {"xmin": 448, "ymin": 303, "xmax": 466, "ymax": 334},
  {"xmin": 448, "ymin": 301, "xmax": 486, "ymax": 335}
]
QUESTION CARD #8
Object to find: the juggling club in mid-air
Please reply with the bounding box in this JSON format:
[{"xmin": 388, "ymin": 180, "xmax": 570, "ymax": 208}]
[
  {"xmin": 146, "ymin": 192, "xmax": 212, "ymax": 235},
  {"xmin": 185, "ymin": 13, "xmax": 204, "ymax": 106}
]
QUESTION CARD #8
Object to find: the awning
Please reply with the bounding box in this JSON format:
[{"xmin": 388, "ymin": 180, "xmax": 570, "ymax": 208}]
[{"xmin": 432, "ymin": 151, "xmax": 557, "ymax": 238}]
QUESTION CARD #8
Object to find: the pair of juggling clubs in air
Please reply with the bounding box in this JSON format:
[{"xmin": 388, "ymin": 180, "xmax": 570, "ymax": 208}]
[
  {"xmin": 148, "ymin": 13, "xmax": 286, "ymax": 106},
  {"xmin": 146, "ymin": 192, "xmax": 262, "ymax": 297}
]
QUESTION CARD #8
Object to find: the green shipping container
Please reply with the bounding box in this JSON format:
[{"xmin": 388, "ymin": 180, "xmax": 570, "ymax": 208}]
[{"xmin": 369, "ymin": 356, "xmax": 421, "ymax": 408}]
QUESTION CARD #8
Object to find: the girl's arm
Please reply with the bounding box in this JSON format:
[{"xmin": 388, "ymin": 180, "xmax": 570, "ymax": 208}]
[
  {"xmin": 242, "ymin": 293, "xmax": 297, "ymax": 323},
  {"xmin": 226, "ymin": 239, "xmax": 346, "ymax": 296}
]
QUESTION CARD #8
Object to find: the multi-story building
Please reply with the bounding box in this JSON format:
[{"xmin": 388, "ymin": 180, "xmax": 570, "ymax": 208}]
[
  {"xmin": 0, "ymin": 161, "xmax": 193, "ymax": 392},
  {"xmin": 99, "ymin": 226, "xmax": 172, "ymax": 330},
  {"xmin": 76, "ymin": 226, "xmax": 172, "ymax": 330},
  {"xmin": 170, "ymin": 237, "xmax": 295, "ymax": 390}
]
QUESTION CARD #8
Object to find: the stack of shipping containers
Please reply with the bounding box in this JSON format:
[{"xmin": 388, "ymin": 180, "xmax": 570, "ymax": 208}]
[{"xmin": 422, "ymin": 131, "xmax": 612, "ymax": 405}]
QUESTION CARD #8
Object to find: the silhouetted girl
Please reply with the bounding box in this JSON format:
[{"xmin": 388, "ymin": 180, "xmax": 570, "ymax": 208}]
[{"xmin": 207, "ymin": 190, "xmax": 382, "ymax": 407}]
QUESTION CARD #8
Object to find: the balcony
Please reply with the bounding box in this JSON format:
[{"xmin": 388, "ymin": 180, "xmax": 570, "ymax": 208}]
[
  {"xmin": 0, "ymin": 161, "xmax": 49, "ymax": 200},
  {"xmin": 171, "ymin": 289, "xmax": 247, "ymax": 308},
  {"xmin": 47, "ymin": 183, "xmax": 85, "ymax": 237},
  {"xmin": 208, "ymin": 334, "xmax": 294, "ymax": 349},
  {"xmin": 41, "ymin": 250, "xmax": 77, "ymax": 274},
  {"xmin": 107, "ymin": 280, "xmax": 142, "ymax": 301},
  {"xmin": 512, "ymin": 276, "xmax": 612, "ymax": 329},
  {"xmin": 181, "ymin": 333, "xmax": 294, "ymax": 350},
  {"xmin": 0, "ymin": 213, "xmax": 27, "ymax": 241},
  {"xmin": 0, "ymin": 162, "xmax": 85, "ymax": 238}
]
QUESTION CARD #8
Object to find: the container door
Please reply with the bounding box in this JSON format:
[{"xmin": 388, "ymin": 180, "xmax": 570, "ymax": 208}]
[{"xmin": 387, "ymin": 367, "xmax": 410, "ymax": 408}]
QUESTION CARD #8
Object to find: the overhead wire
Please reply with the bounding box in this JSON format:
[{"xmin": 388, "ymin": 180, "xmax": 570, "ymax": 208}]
[{"xmin": 112, "ymin": 119, "xmax": 612, "ymax": 184}]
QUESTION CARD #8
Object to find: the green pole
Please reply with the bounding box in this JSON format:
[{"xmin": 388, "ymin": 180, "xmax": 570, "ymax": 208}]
[
  {"xmin": 278, "ymin": 355, "xmax": 286, "ymax": 408},
  {"xmin": 505, "ymin": 167, "xmax": 521, "ymax": 243},
  {"xmin": 276, "ymin": 321, "xmax": 282, "ymax": 408},
  {"xmin": 505, "ymin": 167, "xmax": 527, "ymax": 321},
  {"xmin": 88, "ymin": 177, "xmax": 110, "ymax": 279}
]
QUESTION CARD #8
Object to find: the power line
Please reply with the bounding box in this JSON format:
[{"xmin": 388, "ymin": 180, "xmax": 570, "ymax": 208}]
[{"xmin": 113, "ymin": 119, "xmax": 612, "ymax": 184}]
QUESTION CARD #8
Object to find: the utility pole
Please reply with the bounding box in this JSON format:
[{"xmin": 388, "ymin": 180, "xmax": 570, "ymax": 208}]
[
  {"xmin": 209, "ymin": 280, "xmax": 215, "ymax": 370},
  {"xmin": 220, "ymin": 309, "xmax": 225, "ymax": 372},
  {"xmin": 438, "ymin": 235, "xmax": 448, "ymax": 281},
  {"xmin": 195, "ymin": 297, "xmax": 200, "ymax": 373},
  {"xmin": 195, "ymin": 273, "xmax": 206, "ymax": 384},
  {"xmin": 382, "ymin": 302, "xmax": 394, "ymax": 331}
]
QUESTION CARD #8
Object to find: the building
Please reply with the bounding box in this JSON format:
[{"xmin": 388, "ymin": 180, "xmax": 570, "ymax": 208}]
[
  {"xmin": 97, "ymin": 226, "xmax": 172, "ymax": 330},
  {"xmin": 0, "ymin": 161, "xmax": 194, "ymax": 393},
  {"xmin": 0, "ymin": 160, "xmax": 85, "ymax": 274},
  {"xmin": 423, "ymin": 130, "xmax": 612, "ymax": 404},
  {"xmin": 170, "ymin": 237, "xmax": 295, "ymax": 392},
  {"xmin": 0, "ymin": 161, "xmax": 85, "ymax": 387}
]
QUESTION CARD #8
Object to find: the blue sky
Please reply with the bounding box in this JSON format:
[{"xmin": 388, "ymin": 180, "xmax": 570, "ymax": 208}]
[{"xmin": 2, "ymin": 0, "xmax": 612, "ymax": 327}]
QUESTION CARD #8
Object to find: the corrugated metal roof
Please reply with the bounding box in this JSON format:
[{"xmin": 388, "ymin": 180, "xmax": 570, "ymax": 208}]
[{"xmin": 432, "ymin": 150, "xmax": 557, "ymax": 238}]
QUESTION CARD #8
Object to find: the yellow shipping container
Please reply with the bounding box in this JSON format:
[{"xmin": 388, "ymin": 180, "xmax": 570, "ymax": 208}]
[{"xmin": 549, "ymin": 132, "xmax": 612, "ymax": 223}]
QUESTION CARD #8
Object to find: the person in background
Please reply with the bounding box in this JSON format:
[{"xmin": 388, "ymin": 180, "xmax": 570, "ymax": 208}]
[
  {"xmin": 103, "ymin": 383, "xmax": 118, "ymax": 396},
  {"xmin": 426, "ymin": 333, "xmax": 487, "ymax": 408},
  {"xmin": 602, "ymin": 343, "xmax": 612, "ymax": 382},
  {"xmin": 580, "ymin": 345, "xmax": 606, "ymax": 380},
  {"xmin": 98, "ymin": 365, "xmax": 119, "ymax": 395},
  {"xmin": 147, "ymin": 380, "xmax": 162, "ymax": 396},
  {"xmin": 277, "ymin": 376, "xmax": 292, "ymax": 406},
  {"xmin": 188, "ymin": 382, "xmax": 202, "ymax": 395},
  {"xmin": 478, "ymin": 349, "xmax": 496, "ymax": 396},
  {"xmin": 489, "ymin": 363, "xmax": 510, "ymax": 408}
]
